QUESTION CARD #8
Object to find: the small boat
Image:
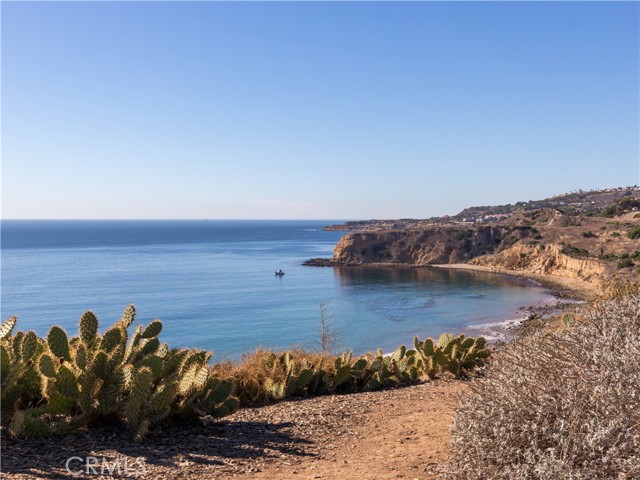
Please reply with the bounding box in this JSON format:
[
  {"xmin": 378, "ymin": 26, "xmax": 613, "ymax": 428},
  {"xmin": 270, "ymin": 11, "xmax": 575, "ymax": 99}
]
[{"xmin": 275, "ymin": 269, "xmax": 285, "ymax": 276}]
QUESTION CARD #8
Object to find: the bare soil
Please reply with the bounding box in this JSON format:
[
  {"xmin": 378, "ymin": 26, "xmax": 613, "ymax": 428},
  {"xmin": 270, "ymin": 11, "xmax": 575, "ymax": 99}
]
[{"xmin": 1, "ymin": 380, "xmax": 464, "ymax": 480}]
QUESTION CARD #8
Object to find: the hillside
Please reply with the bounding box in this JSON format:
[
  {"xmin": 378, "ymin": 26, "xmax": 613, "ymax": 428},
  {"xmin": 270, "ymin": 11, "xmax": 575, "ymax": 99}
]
[
  {"xmin": 309, "ymin": 188, "xmax": 640, "ymax": 290},
  {"xmin": 453, "ymin": 186, "xmax": 640, "ymax": 222},
  {"xmin": 323, "ymin": 186, "xmax": 640, "ymax": 231}
]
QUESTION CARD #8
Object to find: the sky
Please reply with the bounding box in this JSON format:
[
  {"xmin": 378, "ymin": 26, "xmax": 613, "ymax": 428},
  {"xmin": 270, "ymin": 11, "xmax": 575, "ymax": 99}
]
[{"xmin": 2, "ymin": 1, "xmax": 639, "ymax": 220}]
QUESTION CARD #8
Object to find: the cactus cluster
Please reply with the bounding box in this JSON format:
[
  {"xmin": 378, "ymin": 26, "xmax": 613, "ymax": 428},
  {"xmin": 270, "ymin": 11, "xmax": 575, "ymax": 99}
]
[
  {"xmin": 338, "ymin": 346, "xmax": 421, "ymax": 392},
  {"xmin": 0, "ymin": 307, "xmax": 238, "ymax": 440},
  {"xmin": 255, "ymin": 334, "xmax": 489, "ymax": 401},
  {"xmin": 1, "ymin": 317, "xmax": 44, "ymax": 414},
  {"xmin": 329, "ymin": 334, "xmax": 488, "ymax": 392},
  {"xmin": 414, "ymin": 333, "xmax": 489, "ymax": 378},
  {"xmin": 262, "ymin": 352, "xmax": 329, "ymax": 400},
  {"xmin": 1, "ymin": 308, "xmax": 491, "ymax": 438}
]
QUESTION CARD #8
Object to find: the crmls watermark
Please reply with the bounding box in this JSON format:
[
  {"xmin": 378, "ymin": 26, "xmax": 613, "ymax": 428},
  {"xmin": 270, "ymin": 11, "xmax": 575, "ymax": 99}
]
[{"xmin": 65, "ymin": 456, "xmax": 147, "ymax": 477}]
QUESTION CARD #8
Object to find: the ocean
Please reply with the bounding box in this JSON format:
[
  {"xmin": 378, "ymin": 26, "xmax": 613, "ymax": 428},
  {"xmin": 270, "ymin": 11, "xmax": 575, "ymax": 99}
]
[{"xmin": 1, "ymin": 220, "xmax": 554, "ymax": 360}]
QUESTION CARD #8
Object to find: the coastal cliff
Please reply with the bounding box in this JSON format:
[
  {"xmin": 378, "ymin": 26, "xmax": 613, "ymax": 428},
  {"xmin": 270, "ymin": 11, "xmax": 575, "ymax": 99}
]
[
  {"xmin": 308, "ymin": 194, "xmax": 640, "ymax": 290},
  {"xmin": 468, "ymin": 244, "xmax": 610, "ymax": 288},
  {"xmin": 326, "ymin": 227, "xmax": 623, "ymax": 291},
  {"xmin": 332, "ymin": 227, "xmax": 507, "ymax": 265}
]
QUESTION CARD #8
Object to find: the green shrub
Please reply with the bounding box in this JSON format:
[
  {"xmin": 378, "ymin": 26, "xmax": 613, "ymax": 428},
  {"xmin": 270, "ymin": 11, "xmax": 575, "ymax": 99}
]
[
  {"xmin": 581, "ymin": 231, "xmax": 597, "ymax": 238},
  {"xmin": 628, "ymin": 225, "xmax": 640, "ymax": 239},
  {"xmin": 445, "ymin": 288, "xmax": 640, "ymax": 479},
  {"xmin": 617, "ymin": 197, "xmax": 640, "ymax": 211},
  {"xmin": 618, "ymin": 258, "xmax": 635, "ymax": 269},
  {"xmin": 560, "ymin": 243, "xmax": 590, "ymax": 257},
  {"xmin": 413, "ymin": 334, "xmax": 489, "ymax": 379},
  {"xmin": 498, "ymin": 234, "xmax": 518, "ymax": 252}
]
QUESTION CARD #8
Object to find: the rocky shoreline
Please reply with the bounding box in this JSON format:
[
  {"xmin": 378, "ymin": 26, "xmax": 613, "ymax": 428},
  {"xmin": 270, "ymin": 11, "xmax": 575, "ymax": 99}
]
[{"xmin": 303, "ymin": 257, "xmax": 339, "ymax": 267}]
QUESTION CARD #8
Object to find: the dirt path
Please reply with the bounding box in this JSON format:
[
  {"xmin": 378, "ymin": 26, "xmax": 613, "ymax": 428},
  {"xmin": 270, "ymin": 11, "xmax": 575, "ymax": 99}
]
[
  {"xmin": 247, "ymin": 381, "xmax": 463, "ymax": 480},
  {"xmin": 2, "ymin": 380, "xmax": 464, "ymax": 480}
]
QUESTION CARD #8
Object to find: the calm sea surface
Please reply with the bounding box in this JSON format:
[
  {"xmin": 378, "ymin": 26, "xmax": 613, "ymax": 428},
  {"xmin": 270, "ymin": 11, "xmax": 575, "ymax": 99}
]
[{"xmin": 1, "ymin": 220, "xmax": 553, "ymax": 359}]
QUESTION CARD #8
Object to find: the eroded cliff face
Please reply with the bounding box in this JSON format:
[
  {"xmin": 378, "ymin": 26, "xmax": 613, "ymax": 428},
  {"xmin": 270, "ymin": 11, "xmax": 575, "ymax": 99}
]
[
  {"xmin": 469, "ymin": 244, "xmax": 611, "ymax": 288},
  {"xmin": 331, "ymin": 228, "xmax": 614, "ymax": 289},
  {"xmin": 332, "ymin": 227, "xmax": 507, "ymax": 265},
  {"xmin": 322, "ymin": 206, "xmax": 640, "ymax": 289}
]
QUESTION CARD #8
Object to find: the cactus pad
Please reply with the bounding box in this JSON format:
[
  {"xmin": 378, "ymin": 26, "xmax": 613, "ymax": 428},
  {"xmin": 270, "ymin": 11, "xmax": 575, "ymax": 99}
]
[
  {"xmin": 47, "ymin": 327, "xmax": 70, "ymax": 361},
  {"xmin": 12, "ymin": 332, "xmax": 25, "ymax": 358},
  {"xmin": 437, "ymin": 333, "xmax": 456, "ymax": 350},
  {"xmin": 75, "ymin": 344, "xmax": 88, "ymax": 370},
  {"xmin": 38, "ymin": 354, "xmax": 57, "ymax": 378},
  {"xmin": 0, "ymin": 316, "xmax": 17, "ymax": 340},
  {"xmin": 100, "ymin": 327, "xmax": 122, "ymax": 353},
  {"xmin": 79, "ymin": 311, "xmax": 98, "ymax": 344},
  {"xmin": 21, "ymin": 331, "xmax": 38, "ymax": 362},
  {"xmin": 55, "ymin": 365, "xmax": 79, "ymax": 398},
  {"xmin": 1, "ymin": 345, "xmax": 10, "ymax": 379},
  {"xmin": 334, "ymin": 364, "xmax": 352, "ymax": 387},
  {"xmin": 119, "ymin": 304, "xmax": 136, "ymax": 329},
  {"xmin": 141, "ymin": 320, "xmax": 162, "ymax": 339}
]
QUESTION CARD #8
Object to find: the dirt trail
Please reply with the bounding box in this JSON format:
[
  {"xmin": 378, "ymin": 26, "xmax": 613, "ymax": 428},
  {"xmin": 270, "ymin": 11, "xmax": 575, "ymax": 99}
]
[
  {"xmin": 2, "ymin": 381, "xmax": 464, "ymax": 480},
  {"xmin": 246, "ymin": 381, "xmax": 463, "ymax": 480}
]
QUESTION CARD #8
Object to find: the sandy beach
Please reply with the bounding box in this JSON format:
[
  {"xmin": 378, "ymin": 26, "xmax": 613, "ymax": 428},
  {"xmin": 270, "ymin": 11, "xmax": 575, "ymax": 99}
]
[{"xmin": 428, "ymin": 263, "xmax": 597, "ymax": 300}]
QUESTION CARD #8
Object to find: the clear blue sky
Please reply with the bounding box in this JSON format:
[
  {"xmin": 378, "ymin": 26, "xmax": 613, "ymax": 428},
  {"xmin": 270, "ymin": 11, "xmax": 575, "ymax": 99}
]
[{"xmin": 2, "ymin": 1, "xmax": 639, "ymax": 220}]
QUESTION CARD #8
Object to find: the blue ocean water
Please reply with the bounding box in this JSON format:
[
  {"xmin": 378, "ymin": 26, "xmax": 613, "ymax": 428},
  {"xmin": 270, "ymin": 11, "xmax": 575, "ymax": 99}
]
[{"xmin": 1, "ymin": 220, "xmax": 553, "ymax": 360}]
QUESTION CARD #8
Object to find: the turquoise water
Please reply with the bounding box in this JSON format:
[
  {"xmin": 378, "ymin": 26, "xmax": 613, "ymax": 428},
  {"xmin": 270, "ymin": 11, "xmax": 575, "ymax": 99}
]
[{"xmin": 1, "ymin": 220, "xmax": 553, "ymax": 360}]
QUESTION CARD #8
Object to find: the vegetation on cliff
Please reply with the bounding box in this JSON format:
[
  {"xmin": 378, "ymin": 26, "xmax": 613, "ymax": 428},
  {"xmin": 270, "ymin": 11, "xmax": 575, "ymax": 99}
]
[{"xmin": 320, "ymin": 187, "xmax": 640, "ymax": 288}]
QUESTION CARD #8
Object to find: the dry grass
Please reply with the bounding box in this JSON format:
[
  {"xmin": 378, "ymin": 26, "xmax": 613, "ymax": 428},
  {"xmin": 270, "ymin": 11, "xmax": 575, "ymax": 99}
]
[
  {"xmin": 213, "ymin": 347, "xmax": 334, "ymax": 406},
  {"xmin": 445, "ymin": 285, "xmax": 640, "ymax": 479}
]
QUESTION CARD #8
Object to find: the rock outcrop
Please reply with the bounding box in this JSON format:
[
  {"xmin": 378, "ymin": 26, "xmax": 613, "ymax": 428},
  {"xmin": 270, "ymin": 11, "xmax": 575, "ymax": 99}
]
[
  {"xmin": 469, "ymin": 244, "xmax": 611, "ymax": 288},
  {"xmin": 309, "ymin": 204, "xmax": 640, "ymax": 290},
  {"xmin": 323, "ymin": 224, "xmax": 631, "ymax": 290},
  {"xmin": 332, "ymin": 226, "xmax": 507, "ymax": 265}
]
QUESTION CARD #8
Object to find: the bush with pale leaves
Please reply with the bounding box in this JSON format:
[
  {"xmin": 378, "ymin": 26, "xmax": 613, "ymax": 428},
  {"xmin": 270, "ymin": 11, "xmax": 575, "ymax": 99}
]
[{"xmin": 446, "ymin": 287, "xmax": 640, "ymax": 479}]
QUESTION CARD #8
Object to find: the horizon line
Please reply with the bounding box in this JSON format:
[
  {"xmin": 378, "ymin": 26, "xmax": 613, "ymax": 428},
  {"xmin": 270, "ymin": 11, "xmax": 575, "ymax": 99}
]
[{"xmin": 0, "ymin": 218, "xmax": 353, "ymax": 222}]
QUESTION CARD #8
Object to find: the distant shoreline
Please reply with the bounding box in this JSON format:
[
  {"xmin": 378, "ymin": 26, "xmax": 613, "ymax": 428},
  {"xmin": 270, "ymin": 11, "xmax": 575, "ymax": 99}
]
[
  {"xmin": 304, "ymin": 258, "xmax": 594, "ymax": 300},
  {"xmin": 428, "ymin": 263, "xmax": 596, "ymax": 301}
]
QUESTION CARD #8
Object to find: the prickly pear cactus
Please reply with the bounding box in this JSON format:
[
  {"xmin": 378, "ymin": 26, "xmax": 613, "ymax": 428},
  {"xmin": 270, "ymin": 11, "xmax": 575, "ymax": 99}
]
[
  {"xmin": 3, "ymin": 306, "xmax": 239, "ymax": 441},
  {"xmin": 0, "ymin": 317, "xmax": 17, "ymax": 340},
  {"xmin": 79, "ymin": 311, "xmax": 98, "ymax": 345},
  {"xmin": 47, "ymin": 326, "xmax": 71, "ymax": 361},
  {"xmin": 413, "ymin": 333, "xmax": 490, "ymax": 379},
  {"xmin": 436, "ymin": 333, "xmax": 456, "ymax": 350}
]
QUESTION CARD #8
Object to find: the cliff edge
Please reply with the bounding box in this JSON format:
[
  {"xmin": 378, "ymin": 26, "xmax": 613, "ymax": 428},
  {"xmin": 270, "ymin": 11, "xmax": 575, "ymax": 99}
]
[{"xmin": 315, "ymin": 203, "xmax": 640, "ymax": 290}]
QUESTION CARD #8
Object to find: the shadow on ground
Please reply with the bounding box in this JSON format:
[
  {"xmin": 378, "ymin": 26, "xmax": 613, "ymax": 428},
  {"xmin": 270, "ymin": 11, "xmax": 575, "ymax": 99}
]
[{"xmin": 1, "ymin": 419, "xmax": 315, "ymax": 479}]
